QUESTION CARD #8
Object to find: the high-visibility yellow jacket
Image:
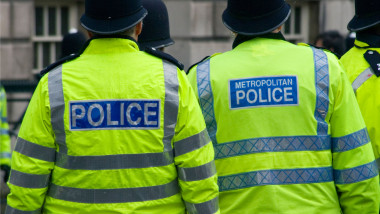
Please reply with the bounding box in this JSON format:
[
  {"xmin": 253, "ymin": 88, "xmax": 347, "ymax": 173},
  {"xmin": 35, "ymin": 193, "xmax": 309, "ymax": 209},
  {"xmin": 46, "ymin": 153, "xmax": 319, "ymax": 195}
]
[
  {"xmin": 0, "ymin": 85, "xmax": 11, "ymax": 167},
  {"xmin": 6, "ymin": 38, "xmax": 219, "ymax": 214},
  {"xmin": 188, "ymin": 34, "xmax": 380, "ymax": 214},
  {"xmin": 340, "ymin": 34, "xmax": 380, "ymax": 169}
]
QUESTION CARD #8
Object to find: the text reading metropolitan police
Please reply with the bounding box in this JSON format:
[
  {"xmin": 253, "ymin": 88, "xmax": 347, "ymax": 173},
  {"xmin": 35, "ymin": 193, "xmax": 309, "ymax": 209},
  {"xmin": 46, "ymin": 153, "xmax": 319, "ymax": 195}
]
[
  {"xmin": 70, "ymin": 100, "xmax": 160, "ymax": 130},
  {"xmin": 230, "ymin": 76, "xmax": 299, "ymax": 109}
]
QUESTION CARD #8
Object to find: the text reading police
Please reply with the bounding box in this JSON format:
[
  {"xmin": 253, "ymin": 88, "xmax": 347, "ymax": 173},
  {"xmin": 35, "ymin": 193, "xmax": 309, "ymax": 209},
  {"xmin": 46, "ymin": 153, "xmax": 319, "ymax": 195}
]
[
  {"xmin": 70, "ymin": 100, "xmax": 160, "ymax": 130},
  {"xmin": 229, "ymin": 76, "xmax": 299, "ymax": 109}
]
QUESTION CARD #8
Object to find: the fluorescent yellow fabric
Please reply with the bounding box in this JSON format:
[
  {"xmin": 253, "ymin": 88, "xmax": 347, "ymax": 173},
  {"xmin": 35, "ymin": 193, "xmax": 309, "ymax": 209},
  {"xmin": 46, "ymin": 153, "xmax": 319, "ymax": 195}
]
[
  {"xmin": 188, "ymin": 37, "xmax": 380, "ymax": 213},
  {"xmin": 340, "ymin": 40, "xmax": 380, "ymax": 163},
  {"xmin": 0, "ymin": 85, "xmax": 11, "ymax": 167},
  {"xmin": 7, "ymin": 38, "xmax": 219, "ymax": 213}
]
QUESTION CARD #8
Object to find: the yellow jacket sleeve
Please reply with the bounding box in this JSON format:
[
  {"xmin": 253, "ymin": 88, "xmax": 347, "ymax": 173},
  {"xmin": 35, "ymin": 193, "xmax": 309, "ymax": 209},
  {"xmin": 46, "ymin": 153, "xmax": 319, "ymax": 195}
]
[
  {"xmin": 0, "ymin": 86, "xmax": 11, "ymax": 167},
  {"xmin": 6, "ymin": 76, "xmax": 56, "ymax": 213},
  {"xmin": 329, "ymin": 57, "xmax": 380, "ymax": 213},
  {"xmin": 173, "ymin": 69, "xmax": 220, "ymax": 214}
]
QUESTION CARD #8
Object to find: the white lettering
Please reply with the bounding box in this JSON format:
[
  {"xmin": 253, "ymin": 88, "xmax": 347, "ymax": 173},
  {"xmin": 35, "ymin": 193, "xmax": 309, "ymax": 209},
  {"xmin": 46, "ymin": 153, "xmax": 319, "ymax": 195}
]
[
  {"xmin": 107, "ymin": 104, "xmax": 119, "ymax": 126},
  {"xmin": 144, "ymin": 103, "xmax": 158, "ymax": 126},
  {"xmin": 235, "ymin": 82, "xmax": 242, "ymax": 89},
  {"xmin": 236, "ymin": 90, "xmax": 246, "ymax": 105},
  {"xmin": 120, "ymin": 103, "xmax": 125, "ymax": 125},
  {"xmin": 88, "ymin": 104, "xmax": 104, "ymax": 126},
  {"xmin": 127, "ymin": 103, "xmax": 142, "ymax": 126},
  {"xmin": 72, "ymin": 105, "xmax": 85, "ymax": 127},
  {"xmin": 272, "ymin": 88, "xmax": 283, "ymax": 102},
  {"xmin": 284, "ymin": 87, "xmax": 293, "ymax": 102},
  {"xmin": 259, "ymin": 89, "xmax": 267, "ymax": 103},
  {"xmin": 247, "ymin": 89, "xmax": 258, "ymax": 104}
]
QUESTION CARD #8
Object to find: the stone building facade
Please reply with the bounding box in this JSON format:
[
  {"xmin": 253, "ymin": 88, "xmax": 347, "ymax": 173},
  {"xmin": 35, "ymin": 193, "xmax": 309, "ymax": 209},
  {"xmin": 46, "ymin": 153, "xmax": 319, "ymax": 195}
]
[{"xmin": 0, "ymin": 0, "xmax": 355, "ymax": 140}]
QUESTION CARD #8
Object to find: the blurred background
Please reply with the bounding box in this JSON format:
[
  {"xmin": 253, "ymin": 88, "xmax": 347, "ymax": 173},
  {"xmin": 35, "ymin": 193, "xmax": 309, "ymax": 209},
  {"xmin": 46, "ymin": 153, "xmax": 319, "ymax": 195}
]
[{"xmin": 0, "ymin": 0, "xmax": 354, "ymax": 145}]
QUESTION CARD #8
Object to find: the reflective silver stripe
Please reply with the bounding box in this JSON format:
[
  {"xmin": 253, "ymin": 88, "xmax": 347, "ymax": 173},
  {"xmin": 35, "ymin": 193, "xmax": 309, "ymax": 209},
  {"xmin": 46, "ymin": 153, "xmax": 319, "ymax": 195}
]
[
  {"xmin": 162, "ymin": 60, "xmax": 179, "ymax": 152},
  {"xmin": 332, "ymin": 128, "xmax": 370, "ymax": 152},
  {"xmin": 352, "ymin": 67, "xmax": 373, "ymax": 94},
  {"xmin": 196, "ymin": 59, "xmax": 218, "ymax": 144},
  {"xmin": 218, "ymin": 167, "xmax": 333, "ymax": 192},
  {"xmin": 334, "ymin": 160, "xmax": 378, "ymax": 184},
  {"xmin": 9, "ymin": 170, "xmax": 50, "ymax": 188},
  {"xmin": 14, "ymin": 137, "xmax": 56, "ymax": 162},
  {"xmin": 55, "ymin": 151, "xmax": 174, "ymax": 170},
  {"xmin": 185, "ymin": 196, "xmax": 219, "ymax": 214},
  {"xmin": 0, "ymin": 152, "xmax": 11, "ymax": 159},
  {"xmin": 5, "ymin": 205, "xmax": 41, "ymax": 214},
  {"xmin": 47, "ymin": 179, "xmax": 179, "ymax": 203},
  {"xmin": 1, "ymin": 116, "xmax": 7, "ymax": 123},
  {"xmin": 1, "ymin": 128, "xmax": 9, "ymax": 135},
  {"xmin": 311, "ymin": 47, "xmax": 329, "ymax": 135},
  {"xmin": 215, "ymin": 135, "xmax": 331, "ymax": 160},
  {"xmin": 48, "ymin": 65, "xmax": 67, "ymax": 153},
  {"xmin": 178, "ymin": 161, "xmax": 216, "ymax": 182},
  {"xmin": 174, "ymin": 129, "xmax": 211, "ymax": 157}
]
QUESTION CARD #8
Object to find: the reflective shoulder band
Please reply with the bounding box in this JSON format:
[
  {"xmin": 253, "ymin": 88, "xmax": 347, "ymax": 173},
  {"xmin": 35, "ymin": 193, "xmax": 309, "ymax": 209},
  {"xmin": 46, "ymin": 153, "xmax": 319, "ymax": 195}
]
[
  {"xmin": 311, "ymin": 47, "xmax": 329, "ymax": 135},
  {"xmin": 163, "ymin": 60, "xmax": 179, "ymax": 152},
  {"xmin": 196, "ymin": 59, "xmax": 218, "ymax": 144},
  {"xmin": 48, "ymin": 65, "xmax": 67, "ymax": 153},
  {"xmin": 9, "ymin": 170, "xmax": 50, "ymax": 188},
  {"xmin": 14, "ymin": 137, "xmax": 56, "ymax": 162},
  {"xmin": 352, "ymin": 67, "xmax": 374, "ymax": 94},
  {"xmin": 47, "ymin": 179, "xmax": 179, "ymax": 203}
]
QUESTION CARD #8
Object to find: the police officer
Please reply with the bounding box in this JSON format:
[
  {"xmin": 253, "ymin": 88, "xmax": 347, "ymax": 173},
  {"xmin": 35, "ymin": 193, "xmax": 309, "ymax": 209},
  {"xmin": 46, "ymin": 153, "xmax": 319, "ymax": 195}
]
[
  {"xmin": 6, "ymin": 0, "xmax": 219, "ymax": 213},
  {"xmin": 187, "ymin": 0, "xmax": 380, "ymax": 213},
  {"xmin": 340, "ymin": 0, "xmax": 380, "ymax": 173},
  {"xmin": 0, "ymin": 84, "xmax": 11, "ymax": 191},
  {"xmin": 138, "ymin": 0, "xmax": 174, "ymax": 51}
]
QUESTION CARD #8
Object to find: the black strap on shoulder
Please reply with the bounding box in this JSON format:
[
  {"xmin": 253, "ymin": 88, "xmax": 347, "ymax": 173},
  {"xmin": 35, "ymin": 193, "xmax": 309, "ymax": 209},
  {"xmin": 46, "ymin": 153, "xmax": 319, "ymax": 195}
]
[
  {"xmin": 144, "ymin": 47, "xmax": 184, "ymax": 70},
  {"xmin": 40, "ymin": 53, "xmax": 80, "ymax": 77},
  {"xmin": 364, "ymin": 50, "xmax": 380, "ymax": 77},
  {"xmin": 187, "ymin": 56, "xmax": 210, "ymax": 74}
]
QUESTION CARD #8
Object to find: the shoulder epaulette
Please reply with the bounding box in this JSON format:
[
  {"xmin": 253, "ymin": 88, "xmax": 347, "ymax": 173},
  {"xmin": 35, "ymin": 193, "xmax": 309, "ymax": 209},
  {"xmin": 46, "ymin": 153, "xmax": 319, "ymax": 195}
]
[
  {"xmin": 40, "ymin": 53, "xmax": 80, "ymax": 77},
  {"xmin": 144, "ymin": 47, "xmax": 184, "ymax": 70},
  {"xmin": 364, "ymin": 50, "xmax": 380, "ymax": 77}
]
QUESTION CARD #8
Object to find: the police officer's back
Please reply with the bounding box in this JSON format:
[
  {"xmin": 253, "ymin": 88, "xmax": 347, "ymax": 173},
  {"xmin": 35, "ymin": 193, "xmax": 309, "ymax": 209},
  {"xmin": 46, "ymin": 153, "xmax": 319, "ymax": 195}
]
[
  {"xmin": 341, "ymin": 0, "xmax": 380, "ymax": 175},
  {"xmin": 188, "ymin": 0, "xmax": 379, "ymax": 213},
  {"xmin": 6, "ymin": 0, "xmax": 219, "ymax": 213}
]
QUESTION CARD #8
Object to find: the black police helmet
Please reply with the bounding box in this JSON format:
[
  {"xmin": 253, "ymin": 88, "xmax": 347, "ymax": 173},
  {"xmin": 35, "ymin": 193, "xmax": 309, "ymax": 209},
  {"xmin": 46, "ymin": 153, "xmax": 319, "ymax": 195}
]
[
  {"xmin": 222, "ymin": 0, "xmax": 291, "ymax": 36},
  {"xmin": 61, "ymin": 30, "xmax": 87, "ymax": 58},
  {"xmin": 81, "ymin": 0, "xmax": 148, "ymax": 35},
  {"xmin": 139, "ymin": 0, "xmax": 174, "ymax": 50},
  {"xmin": 348, "ymin": 0, "xmax": 380, "ymax": 32}
]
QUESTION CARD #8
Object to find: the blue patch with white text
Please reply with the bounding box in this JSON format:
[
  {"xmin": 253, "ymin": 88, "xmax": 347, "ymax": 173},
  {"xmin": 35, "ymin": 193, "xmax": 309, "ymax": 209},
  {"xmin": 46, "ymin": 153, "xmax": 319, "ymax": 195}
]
[
  {"xmin": 229, "ymin": 76, "xmax": 299, "ymax": 109},
  {"xmin": 70, "ymin": 100, "xmax": 160, "ymax": 130}
]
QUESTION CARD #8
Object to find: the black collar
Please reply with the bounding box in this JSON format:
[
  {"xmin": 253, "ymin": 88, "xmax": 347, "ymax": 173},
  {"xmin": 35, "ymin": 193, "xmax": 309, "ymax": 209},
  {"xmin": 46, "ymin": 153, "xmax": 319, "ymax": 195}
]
[
  {"xmin": 232, "ymin": 32, "xmax": 286, "ymax": 49},
  {"xmin": 356, "ymin": 33, "xmax": 380, "ymax": 48}
]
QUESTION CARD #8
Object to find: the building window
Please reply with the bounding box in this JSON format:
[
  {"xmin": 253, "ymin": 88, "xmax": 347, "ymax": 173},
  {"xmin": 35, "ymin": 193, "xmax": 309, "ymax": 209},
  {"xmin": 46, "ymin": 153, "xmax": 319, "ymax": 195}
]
[
  {"xmin": 283, "ymin": 4, "xmax": 309, "ymax": 44},
  {"xmin": 33, "ymin": 2, "xmax": 78, "ymax": 73}
]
